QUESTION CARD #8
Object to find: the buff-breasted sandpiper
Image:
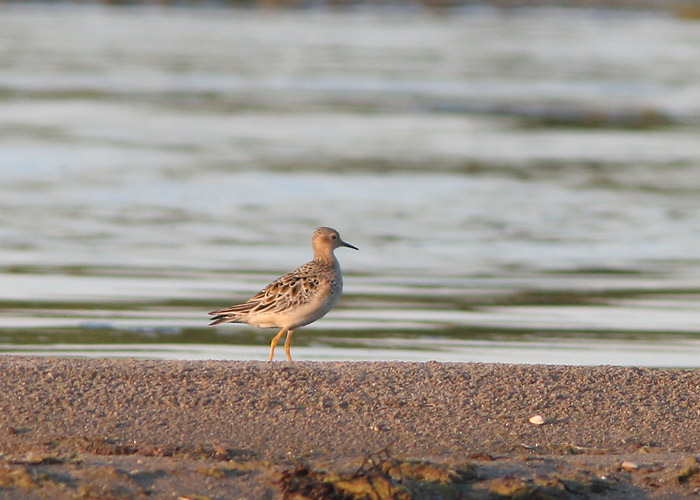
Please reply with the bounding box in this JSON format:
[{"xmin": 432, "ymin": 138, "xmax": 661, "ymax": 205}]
[{"xmin": 208, "ymin": 227, "xmax": 358, "ymax": 361}]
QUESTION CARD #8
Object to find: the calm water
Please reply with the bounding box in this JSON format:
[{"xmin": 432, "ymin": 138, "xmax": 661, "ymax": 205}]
[{"xmin": 1, "ymin": 4, "xmax": 700, "ymax": 366}]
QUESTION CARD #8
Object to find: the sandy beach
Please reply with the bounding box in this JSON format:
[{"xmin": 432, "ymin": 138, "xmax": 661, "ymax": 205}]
[{"xmin": 0, "ymin": 357, "xmax": 699, "ymax": 499}]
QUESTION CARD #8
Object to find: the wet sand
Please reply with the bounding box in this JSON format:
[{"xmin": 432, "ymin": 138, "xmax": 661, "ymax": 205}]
[{"xmin": 0, "ymin": 357, "xmax": 699, "ymax": 499}]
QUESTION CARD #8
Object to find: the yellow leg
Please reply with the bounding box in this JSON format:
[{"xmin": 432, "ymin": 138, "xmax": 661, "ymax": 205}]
[
  {"xmin": 284, "ymin": 330, "xmax": 295, "ymax": 362},
  {"xmin": 269, "ymin": 328, "xmax": 287, "ymax": 362}
]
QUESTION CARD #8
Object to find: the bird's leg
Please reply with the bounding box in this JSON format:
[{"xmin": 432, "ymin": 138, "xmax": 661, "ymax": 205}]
[
  {"xmin": 284, "ymin": 330, "xmax": 295, "ymax": 362},
  {"xmin": 269, "ymin": 328, "xmax": 287, "ymax": 362}
]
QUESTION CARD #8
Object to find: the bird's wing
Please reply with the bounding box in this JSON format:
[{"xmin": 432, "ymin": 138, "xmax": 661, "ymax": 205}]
[{"xmin": 208, "ymin": 264, "xmax": 322, "ymax": 317}]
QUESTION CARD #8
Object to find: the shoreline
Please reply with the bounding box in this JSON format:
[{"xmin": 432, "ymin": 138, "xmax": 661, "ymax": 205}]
[{"xmin": 1, "ymin": 357, "xmax": 699, "ymax": 498}]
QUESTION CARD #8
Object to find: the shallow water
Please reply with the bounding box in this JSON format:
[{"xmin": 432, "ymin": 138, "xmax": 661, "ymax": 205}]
[{"xmin": 1, "ymin": 4, "xmax": 700, "ymax": 366}]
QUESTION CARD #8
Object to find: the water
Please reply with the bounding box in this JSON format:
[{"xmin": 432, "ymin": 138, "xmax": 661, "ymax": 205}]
[{"xmin": 1, "ymin": 4, "xmax": 700, "ymax": 366}]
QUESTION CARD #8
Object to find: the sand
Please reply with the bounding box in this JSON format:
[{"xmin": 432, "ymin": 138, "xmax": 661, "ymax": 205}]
[{"xmin": 0, "ymin": 357, "xmax": 699, "ymax": 499}]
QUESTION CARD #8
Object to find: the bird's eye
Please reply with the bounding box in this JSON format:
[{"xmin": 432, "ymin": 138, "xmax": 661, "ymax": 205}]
[{"xmin": 331, "ymin": 235, "xmax": 337, "ymax": 240}]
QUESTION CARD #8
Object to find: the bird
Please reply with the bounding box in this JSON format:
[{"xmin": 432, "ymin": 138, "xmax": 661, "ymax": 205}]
[{"xmin": 208, "ymin": 227, "xmax": 358, "ymax": 362}]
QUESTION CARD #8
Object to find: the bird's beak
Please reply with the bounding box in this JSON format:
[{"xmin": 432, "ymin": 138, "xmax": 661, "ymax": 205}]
[{"xmin": 341, "ymin": 240, "xmax": 359, "ymax": 251}]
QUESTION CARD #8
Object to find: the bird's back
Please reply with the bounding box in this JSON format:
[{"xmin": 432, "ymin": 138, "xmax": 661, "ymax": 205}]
[{"xmin": 208, "ymin": 258, "xmax": 342, "ymax": 329}]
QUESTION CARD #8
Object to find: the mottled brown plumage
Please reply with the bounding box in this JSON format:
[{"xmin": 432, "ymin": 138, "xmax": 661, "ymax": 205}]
[{"xmin": 208, "ymin": 227, "xmax": 357, "ymax": 361}]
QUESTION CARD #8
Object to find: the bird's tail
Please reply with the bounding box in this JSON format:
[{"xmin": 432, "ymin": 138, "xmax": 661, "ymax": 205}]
[
  {"xmin": 208, "ymin": 310, "xmax": 245, "ymax": 327},
  {"xmin": 208, "ymin": 300, "xmax": 257, "ymax": 327}
]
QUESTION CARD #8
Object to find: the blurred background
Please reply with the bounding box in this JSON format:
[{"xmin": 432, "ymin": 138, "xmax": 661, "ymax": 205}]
[{"xmin": 1, "ymin": 0, "xmax": 699, "ymax": 365}]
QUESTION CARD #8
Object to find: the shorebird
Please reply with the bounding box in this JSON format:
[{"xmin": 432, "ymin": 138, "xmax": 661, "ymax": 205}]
[{"xmin": 208, "ymin": 227, "xmax": 358, "ymax": 362}]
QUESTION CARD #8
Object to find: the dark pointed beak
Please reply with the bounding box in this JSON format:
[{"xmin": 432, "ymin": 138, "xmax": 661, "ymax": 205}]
[{"xmin": 341, "ymin": 240, "xmax": 358, "ymax": 251}]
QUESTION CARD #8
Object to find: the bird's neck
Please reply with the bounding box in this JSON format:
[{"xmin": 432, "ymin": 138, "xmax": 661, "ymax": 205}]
[{"xmin": 314, "ymin": 253, "xmax": 339, "ymax": 269}]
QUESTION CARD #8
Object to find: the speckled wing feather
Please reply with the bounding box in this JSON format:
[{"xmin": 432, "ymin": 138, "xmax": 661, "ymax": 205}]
[{"xmin": 208, "ymin": 262, "xmax": 323, "ymax": 326}]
